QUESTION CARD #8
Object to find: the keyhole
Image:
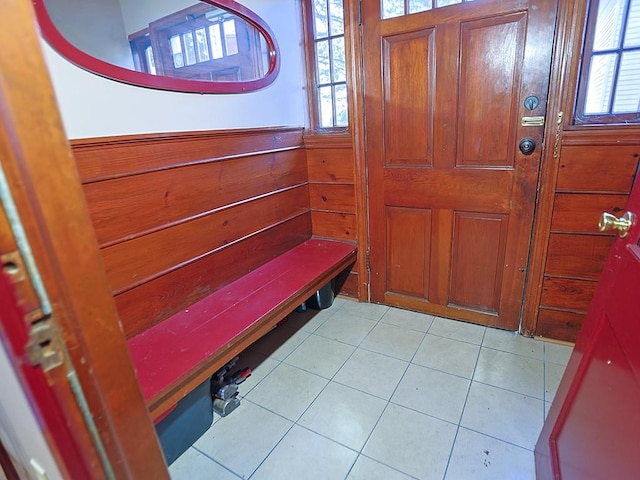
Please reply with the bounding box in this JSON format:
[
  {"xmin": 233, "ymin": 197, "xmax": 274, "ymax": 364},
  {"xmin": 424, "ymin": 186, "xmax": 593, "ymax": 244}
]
[
  {"xmin": 3, "ymin": 261, "xmax": 19, "ymax": 276},
  {"xmin": 523, "ymin": 95, "xmax": 540, "ymax": 111}
]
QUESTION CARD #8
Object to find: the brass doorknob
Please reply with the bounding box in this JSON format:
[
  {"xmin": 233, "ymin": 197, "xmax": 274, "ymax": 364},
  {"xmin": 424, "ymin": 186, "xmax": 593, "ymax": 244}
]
[{"xmin": 598, "ymin": 211, "xmax": 634, "ymax": 238}]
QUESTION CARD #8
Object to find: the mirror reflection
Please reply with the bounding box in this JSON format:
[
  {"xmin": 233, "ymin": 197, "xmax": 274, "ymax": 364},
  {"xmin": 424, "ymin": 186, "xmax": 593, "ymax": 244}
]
[{"xmin": 43, "ymin": 0, "xmax": 274, "ymax": 84}]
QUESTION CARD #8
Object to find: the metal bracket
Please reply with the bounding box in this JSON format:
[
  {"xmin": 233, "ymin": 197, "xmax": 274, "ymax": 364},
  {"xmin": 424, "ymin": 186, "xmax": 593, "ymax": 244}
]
[{"xmin": 25, "ymin": 318, "xmax": 63, "ymax": 372}]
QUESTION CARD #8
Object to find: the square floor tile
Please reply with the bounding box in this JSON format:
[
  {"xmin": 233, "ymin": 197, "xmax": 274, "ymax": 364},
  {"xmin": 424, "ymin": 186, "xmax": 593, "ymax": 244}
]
[
  {"xmin": 315, "ymin": 314, "xmax": 377, "ymax": 346},
  {"xmin": 474, "ymin": 348, "xmax": 544, "ymax": 399},
  {"xmin": 244, "ymin": 363, "xmax": 328, "ymax": 421},
  {"xmin": 445, "ymin": 427, "xmax": 535, "ymax": 480},
  {"xmin": 544, "ymin": 342, "xmax": 573, "ymax": 366},
  {"xmin": 334, "ymin": 348, "xmax": 408, "ymax": 400},
  {"xmin": 290, "ymin": 304, "xmax": 341, "ymax": 333},
  {"xmin": 251, "ymin": 425, "xmax": 357, "ymax": 480},
  {"xmin": 360, "ymin": 323, "xmax": 425, "ymax": 361},
  {"xmin": 169, "ymin": 448, "xmax": 239, "ymax": 480},
  {"xmin": 391, "ymin": 364, "xmax": 470, "ymax": 424},
  {"xmin": 193, "ymin": 402, "xmax": 291, "ymax": 479},
  {"xmin": 363, "ymin": 403, "xmax": 457, "ymax": 479},
  {"xmin": 380, "ymin": 308, "xmax": 434, "ymax": 332},
  {"xmin": 250, "ymin": 325, "xmax": 310, "ymax": 361},
  {"xmin": 347, "ymin": 455, "xmax": 415, "ymax": 480},
  {"xmin": 461, "ymin": 382, "xmax": 544, "ymax": 450},
  {"xmin": 299, "ymin": 382, "xmax": 387, "ymax": 450},
  {"xmin": 482, "ymin": 328, "xmax": 544, "ymax": 360},
  {"xmin": 284, "ymin": 334, "xmax": 355, "ymax": 379},
  {"xmin": 413, "ymin": 334, "xmax": 480, "ymax": 378},
  {"xmin": 429, "ymin": 317, "xmax": 486, "ymax": 345},
  {"xmin": 544, "ymin": 361, "xmax": 566, "ymax": 403},
  {"xmin": 339, "ymin": 301, "xmax": 390, "ymax": 321},
  {"xmin": 545, "ymin": 401, "xmax": 552, "ymax": 420}
]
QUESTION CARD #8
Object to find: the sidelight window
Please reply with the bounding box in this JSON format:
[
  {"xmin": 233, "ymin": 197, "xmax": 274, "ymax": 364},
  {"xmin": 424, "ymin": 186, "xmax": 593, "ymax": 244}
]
[
  {"xmin": 575, "ymin": 0, "xmax": 640, "ymax": 124},
  {"xmin": 303, "ymin": 0, "xmax": 349, "ymax": 130}
]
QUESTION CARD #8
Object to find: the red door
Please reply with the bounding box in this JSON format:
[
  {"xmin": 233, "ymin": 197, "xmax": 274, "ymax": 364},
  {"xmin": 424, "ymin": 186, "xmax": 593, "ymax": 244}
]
[{"xmin": 535, "ymin": 177, "xmax": 640, "ymax": 478}]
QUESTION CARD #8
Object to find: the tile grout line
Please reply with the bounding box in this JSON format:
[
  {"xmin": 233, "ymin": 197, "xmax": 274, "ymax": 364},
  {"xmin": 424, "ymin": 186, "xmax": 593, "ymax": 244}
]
[{"xmin": 441, "ymin": 325, "xmax": 488, "ymax": 480}]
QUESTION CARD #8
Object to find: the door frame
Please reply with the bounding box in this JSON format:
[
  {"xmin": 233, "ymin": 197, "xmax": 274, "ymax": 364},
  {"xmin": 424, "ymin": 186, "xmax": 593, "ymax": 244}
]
[{"xmin": 0, "ymin": 0, "xmax": 168, "ymax": 477}]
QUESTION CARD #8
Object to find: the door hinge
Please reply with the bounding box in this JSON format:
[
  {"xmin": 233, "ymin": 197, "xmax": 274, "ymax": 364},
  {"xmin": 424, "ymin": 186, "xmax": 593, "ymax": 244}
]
[
  {"xmin": 26, "ymin": 317, "xmax": 63, "ymax": 372},
  {"xmin": 366, "ymin": 249, "xmax": 371, "ymax": 271},
  {"xmin": 358, "ymin": 0, "xmax": 363, "ymax": 26}
]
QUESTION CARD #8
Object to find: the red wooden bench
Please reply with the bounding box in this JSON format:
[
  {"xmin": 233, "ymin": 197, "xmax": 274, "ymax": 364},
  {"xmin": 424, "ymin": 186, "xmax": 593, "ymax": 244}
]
[{"xmin": 127, "ymin": 238, "xmax": 356, "ymax": 420}]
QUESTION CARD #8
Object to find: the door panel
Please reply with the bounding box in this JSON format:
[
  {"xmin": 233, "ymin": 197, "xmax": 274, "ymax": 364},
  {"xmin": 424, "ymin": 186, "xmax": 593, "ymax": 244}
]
[
  {"xmin": 383, "ymin": 30, "xmax": 435, "ymax": 166},
  {"xmin": 535, "ymin": 178, "xmax": 640, "ymax": 478},
  {"xmin": 450, "ymin": 212, "xmax": 508, "ymax": 314},
  {"xmin": 386, "ymin": 207, "xmax": 432, "ymax": 298},
  {"xmin": 458, "ymin": 14, "xmax": 525, "ymax": 167},
  {"xmin": 365, "ymin": 0, "xmax": 557, "ymax": 329}
]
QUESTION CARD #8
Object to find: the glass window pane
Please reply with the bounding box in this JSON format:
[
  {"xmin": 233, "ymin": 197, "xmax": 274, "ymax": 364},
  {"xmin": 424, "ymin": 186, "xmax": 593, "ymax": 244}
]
[
  {"xmin": 319, "ymin": 85, "xmax": 334, "ymax": 127},
  {"xmin": 170, "ymin": 35, "xmax": 184, "ymax": 68},
  {"xmin": 436, "ymin": 0, "xmax": 461, "ymax": 7},
  {"xmin": 593, "ymin": 0, "xmax": 625, "ymax": 51},
  {"xmin": 332, "ymin": 37, "xmax": 346, "ymax": 82},
  {"xmin": 209, "ymin": 24, "xmax": 223, "ymax": 59},
  {"xmin": 314, "ymin": 0, "xmax": 329, "ymax": 39},
  {"xmin": 335, "ymin": 84, "xmax": 349, "ymax": 127},
  {"xmin": 316, "ymin": 40, "xmax": 331, "ymax": 84},
  {"xmin": 145, "ymin": 46, "xmax": 156, "ymax": 75},
  {"xmin": 382, "ymin": 0, "xmax": 404, "ymax": 19},
  {"xmin": 329, "ymin": 0, "xmax": 344, "ymax": 35},
  {"xmin": 409, "ymin": 0, "xmax": 432, "ymax": 13},
  {"xmin": 195, "ymin": 28, "xmax": 209, "ymax": 62},
  {"xmin": 223, "ymin": 20, "xmax": 238, "ymax": 55},
  {"xmin": 613, "ymin": 50, "xmax": 640, "ymax": 112},
  {"xmin": 584, "ymin": 54, "xmax": 617, "ymax": 114},
  {"xmin": 624, "ymin": 0, "xmax": 640, "ymax": 47},
  {"xmin": 183, "ymin": 32, "xmax": 196, "ymax": 65}
]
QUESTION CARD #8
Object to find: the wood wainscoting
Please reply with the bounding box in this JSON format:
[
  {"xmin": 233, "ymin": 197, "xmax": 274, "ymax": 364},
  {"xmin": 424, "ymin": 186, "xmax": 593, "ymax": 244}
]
[
  {"xmin": 304, "ymin": 133, "xmax": 360, "ymax": 297},
  {"xmin": 72, "ymin": 127, "xmax": 310, "ymax": 337},
  {"xmin": 72, "ymin": 127, "xmax": 361, "ymax": 339},
  {"xmin": 522, "ymin": 0, "xmax": 640, "ymax": 343}
]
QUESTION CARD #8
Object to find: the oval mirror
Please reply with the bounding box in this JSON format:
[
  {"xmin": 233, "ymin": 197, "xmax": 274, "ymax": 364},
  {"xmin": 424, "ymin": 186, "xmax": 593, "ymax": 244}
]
[{"xmin": 34, "ymin": 0, "xmax": 280, "ymax": 93}]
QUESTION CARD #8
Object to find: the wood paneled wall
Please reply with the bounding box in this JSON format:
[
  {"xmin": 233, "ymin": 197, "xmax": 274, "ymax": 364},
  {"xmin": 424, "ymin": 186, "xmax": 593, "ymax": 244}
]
[
  {"xmin": 534, "ymin": 131, "xmax": 639, "ymax": 342},
  {"xmin": 304, "ymin": 133, "xmax": 359, "ymax": 297},
  {"xmin": 72, "ymin": 127, "xmax": 312, "ymax": 338}
]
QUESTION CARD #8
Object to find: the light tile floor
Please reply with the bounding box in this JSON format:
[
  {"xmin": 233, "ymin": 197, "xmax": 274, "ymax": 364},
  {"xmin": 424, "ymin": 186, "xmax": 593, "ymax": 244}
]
[{"xmin": 169, "ymin": 298, "xmax": 573, "ymax": 480}]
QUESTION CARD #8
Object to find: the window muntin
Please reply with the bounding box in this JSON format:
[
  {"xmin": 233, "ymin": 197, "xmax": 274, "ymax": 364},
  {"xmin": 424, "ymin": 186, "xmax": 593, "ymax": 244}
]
[
  {"xmin": 307, "ymin": 0, "xmax": 349, "ymax": 129},
  {"xmin": 576, "ymin": 0, "xmax": 640, "ymax": 123},
  {"xmin": 381, "ymin": 0, "xmax": 476, "ymax": 19}
]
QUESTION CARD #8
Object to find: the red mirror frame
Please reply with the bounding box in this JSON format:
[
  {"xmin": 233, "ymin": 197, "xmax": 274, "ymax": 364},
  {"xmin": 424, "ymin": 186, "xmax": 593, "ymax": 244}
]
[{"xmin": 33, "ymin": 0, "xmax": 280, "ymax": 94}]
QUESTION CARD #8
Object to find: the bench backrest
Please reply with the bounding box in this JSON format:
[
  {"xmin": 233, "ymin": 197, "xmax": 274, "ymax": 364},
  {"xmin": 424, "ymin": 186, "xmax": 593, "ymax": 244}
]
[{"xmin": 72, "ymin": 127, "xmax": 309, "ymax": 337}]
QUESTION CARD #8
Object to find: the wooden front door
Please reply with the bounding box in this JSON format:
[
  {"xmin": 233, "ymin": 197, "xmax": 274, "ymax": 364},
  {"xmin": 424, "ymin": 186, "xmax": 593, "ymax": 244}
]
[
  {"xmin": 363, "ymin": 0, "xmax": 558, "ymax": 330},
  {"xmin": 535, "ymin": 178, "xmax": 640, "ymax": 478}
]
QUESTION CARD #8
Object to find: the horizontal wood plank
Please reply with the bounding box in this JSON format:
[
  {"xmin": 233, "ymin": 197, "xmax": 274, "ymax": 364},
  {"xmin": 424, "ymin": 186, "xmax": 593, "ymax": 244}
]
[
  {"xmin": 540, "ymin": 276, "xmax": 597, "ymax": 312},
  {"xmin": 311, "ymin": 211, "xmax": 357, "ymax": 240},
  {"xmin": 309, "ymin": 184, "xmax": 356, "ymax": 213},
  {"xmin": 535, "ymin": 308, "xmax": 584, "ymax": 343},
  {"xmin": 85, "ymin": 150, "xmax": 307, "ymax": 246},
  {"xmin": 73, "ymin": 127, "xmax": 304, "ymax": 182},
  {"xmin": 550, "ymin": 193, "xmax": 629, "ymax": 234},
  {"xmin": 545, "ymin": 233, "xmax": 613, "ymax": 280},
  {"xmin": 556, "ymin": 144, "xmax": 639, "ymax": 193},
  {"xmin": 307, "ymin": 148, "xmax": 355, "ymax": 183},
  {"xmin": 103, "ymin": 186, "xmax": 310, "ymax": 294}
]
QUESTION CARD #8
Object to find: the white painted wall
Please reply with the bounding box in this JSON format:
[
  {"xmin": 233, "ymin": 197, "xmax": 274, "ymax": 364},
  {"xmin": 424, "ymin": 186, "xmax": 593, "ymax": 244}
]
[{"xmin": 42, "ymin": 0, "xmax": 308, "ymax": 139}]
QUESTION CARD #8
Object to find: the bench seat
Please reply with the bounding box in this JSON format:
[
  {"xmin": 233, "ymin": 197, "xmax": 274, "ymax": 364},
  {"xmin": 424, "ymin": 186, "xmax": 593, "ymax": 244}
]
[{"xmin": 127, "ymin": 237, "xmax": 356, "ymax": 419}]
